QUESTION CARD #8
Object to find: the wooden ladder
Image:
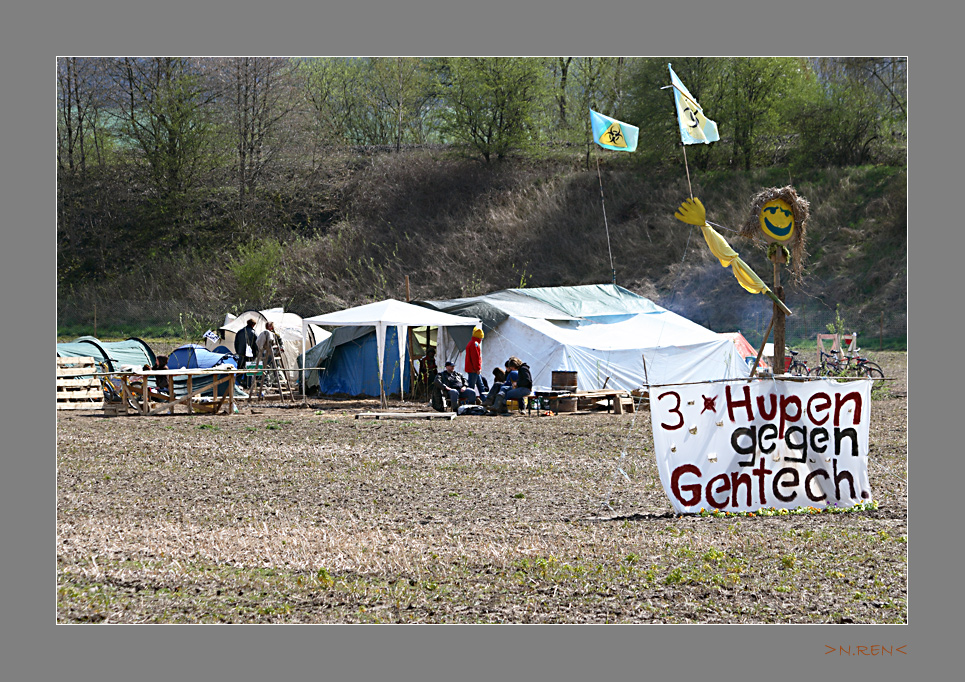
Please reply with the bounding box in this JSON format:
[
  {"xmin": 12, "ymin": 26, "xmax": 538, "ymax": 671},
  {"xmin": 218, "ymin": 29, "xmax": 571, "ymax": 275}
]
[{"xmin": 252, "ymin": 336, "xmax": 295, "ymax": 402}]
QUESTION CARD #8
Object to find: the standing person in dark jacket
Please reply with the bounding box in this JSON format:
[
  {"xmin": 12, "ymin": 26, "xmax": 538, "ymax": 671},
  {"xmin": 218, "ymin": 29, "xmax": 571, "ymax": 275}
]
[
  {"xmin": 465, "ymin": 326, "xmax": 485, "ymax": 401},
  {"xmin": 234, "ymin": 318, "xmax": 258, "ymax": 387},
  {"xmin": 487, "ymin": 356, "xmax": 533, "ymax": 414}
]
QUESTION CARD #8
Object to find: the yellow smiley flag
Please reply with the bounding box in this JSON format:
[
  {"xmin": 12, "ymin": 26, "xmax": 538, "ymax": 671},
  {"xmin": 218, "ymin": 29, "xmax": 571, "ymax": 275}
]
[
  {"xmin": 675, "ymin": 197, "xmax": 792, "ymax": 315},
  {"xmin": 669, "ymin": 64, "xmax": 720, "ymax": 145}
]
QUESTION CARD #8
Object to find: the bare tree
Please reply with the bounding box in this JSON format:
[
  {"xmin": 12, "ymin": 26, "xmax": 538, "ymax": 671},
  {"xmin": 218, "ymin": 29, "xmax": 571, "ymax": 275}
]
[
  {"xmin": 57, "ymin": 58, "xmax": 97, "ymax": 175},
  {"xmin": 210, "ymin": 57, "xmax": 299, "ymax": 224},
  {"xmin": 367, "ymin": 57, "xmax": 433, "ymax": 151}
]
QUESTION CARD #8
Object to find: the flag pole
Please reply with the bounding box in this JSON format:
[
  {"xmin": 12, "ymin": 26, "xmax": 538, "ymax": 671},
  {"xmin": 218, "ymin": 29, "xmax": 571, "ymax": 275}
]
[
  {"xmin": 596, "ymin": 156, "xmax": 617, "ymax": 284},
  {"xmin": 662, "ymin": 84, "xmax": 695, "ymax": 199},
  {"xmin": 681, "ymin": 144, "xmax": 694, "ymax": 200}
]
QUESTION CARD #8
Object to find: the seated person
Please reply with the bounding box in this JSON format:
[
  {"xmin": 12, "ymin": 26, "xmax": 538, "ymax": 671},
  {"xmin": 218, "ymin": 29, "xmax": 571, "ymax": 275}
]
[
  {"xmin": 482, "ymin": 364, "xmax": 514, "ymax": 407},
  {"xmin": 434, "ymin": 360, "xmax": 476, "ymax": 412},
  {"xmin": 418, "ymin": 348, "xmax": 438, "ymax": 394},
  {"xmin": 487, "ymin": 356, "xmax": 533, "ymax": 414},
  {"xmin": 151, "ymin": 355, "xmax": 169, "ymax": 392}
]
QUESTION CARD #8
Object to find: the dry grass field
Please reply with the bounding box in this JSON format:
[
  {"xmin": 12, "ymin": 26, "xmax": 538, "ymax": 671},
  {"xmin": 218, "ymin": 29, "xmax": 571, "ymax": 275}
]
[{"xmin": 56, "ymin": 352, "xmax": 906, "ymax": 623}]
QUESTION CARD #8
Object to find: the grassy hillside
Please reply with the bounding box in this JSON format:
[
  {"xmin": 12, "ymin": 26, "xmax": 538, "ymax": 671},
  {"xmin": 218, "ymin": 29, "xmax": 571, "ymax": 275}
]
[{"xmin": 58, "ymin": 151, "xmax": 906, "ymax": 347}]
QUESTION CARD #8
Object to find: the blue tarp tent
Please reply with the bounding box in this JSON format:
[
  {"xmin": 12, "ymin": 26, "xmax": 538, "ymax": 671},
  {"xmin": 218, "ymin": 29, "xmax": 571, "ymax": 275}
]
[
  {"xmin": 168, "ymin": 344, "xmax": 238, "ymax": 370},
  {"xmin": 315, "ymin": 326, "xmax": 411, "ymax": 397},
  {"xmin": 165, "ymin": 344, "xmax": 243, "ymax": 399}
]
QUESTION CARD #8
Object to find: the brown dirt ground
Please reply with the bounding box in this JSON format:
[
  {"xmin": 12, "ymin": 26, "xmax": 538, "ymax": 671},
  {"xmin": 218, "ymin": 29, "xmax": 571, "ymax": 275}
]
[{"xmin": 57, "ymin": 352, "xmax": 907, "ymax": 623}]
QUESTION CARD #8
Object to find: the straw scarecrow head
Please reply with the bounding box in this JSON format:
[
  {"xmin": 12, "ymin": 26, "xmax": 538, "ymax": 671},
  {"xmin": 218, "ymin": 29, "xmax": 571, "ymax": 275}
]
[{"xmin": 740, "ymin": 186, "xmax": 809, "ymax": 277}]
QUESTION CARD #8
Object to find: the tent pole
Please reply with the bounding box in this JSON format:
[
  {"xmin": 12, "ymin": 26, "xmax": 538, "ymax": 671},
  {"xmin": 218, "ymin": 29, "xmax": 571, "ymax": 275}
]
[{"xmin": 301, "ymin": 321, "xmax": 306, "ymax": 406}]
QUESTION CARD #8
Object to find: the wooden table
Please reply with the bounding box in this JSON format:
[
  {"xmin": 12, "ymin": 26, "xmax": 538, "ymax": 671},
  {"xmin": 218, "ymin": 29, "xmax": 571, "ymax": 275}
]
[
  {"xmin": 528, "ymin": 389, "xmax": 635, "ymax": 415},
  {"xmin": 99, "ymin": 368, "xmax": 248, "ymax": 416},
  {"xmin": 574, "ymin": 389, "xmax": 635, "ymax": 414}
]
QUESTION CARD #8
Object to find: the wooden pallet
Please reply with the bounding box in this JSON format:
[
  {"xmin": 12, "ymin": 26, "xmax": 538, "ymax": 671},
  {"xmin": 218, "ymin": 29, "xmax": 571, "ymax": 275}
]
[
  {"xmin": 57, "ymin": 357, "xmax": 104, "ymax": 410},
  {"xmin": 355, "ymin": 411, "xmax": 456, "ymax": 420}
]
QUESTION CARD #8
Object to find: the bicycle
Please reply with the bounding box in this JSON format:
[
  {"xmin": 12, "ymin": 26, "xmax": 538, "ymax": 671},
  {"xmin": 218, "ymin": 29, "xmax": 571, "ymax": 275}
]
[
  {"xmin": 816, "ymin": 348, "xmax": 885, "ymax": 389},
  {"xmin": 816, "ymin": 348, "xmax": 845, "ymax": 376},
  {"xmin": 786, "ymin": 349, "xmax": 811, "ymax": 377}
]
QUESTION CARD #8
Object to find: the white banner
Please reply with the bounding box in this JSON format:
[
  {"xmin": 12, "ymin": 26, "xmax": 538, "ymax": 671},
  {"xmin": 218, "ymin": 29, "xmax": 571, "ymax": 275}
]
[{"xmin": 651, "ymin": 378, "xmax": 872, "ymax": 514}]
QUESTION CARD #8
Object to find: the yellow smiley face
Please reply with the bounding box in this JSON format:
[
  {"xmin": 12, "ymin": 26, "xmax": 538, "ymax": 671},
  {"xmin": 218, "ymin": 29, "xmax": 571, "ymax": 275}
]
[{"xmin": 759, "ymin": 199, "xmax": 794, "ymax": 242}]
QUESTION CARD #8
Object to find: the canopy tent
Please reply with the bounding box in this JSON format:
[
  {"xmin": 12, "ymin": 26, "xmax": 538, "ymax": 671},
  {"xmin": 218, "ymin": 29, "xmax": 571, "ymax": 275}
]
[
  {"xmin": 301, "ymin": 299, "xmax": 480, "ymax": 406},
  {"xmin": 417, "ymin": 284, "xmax": 750, "ymax": 392}
]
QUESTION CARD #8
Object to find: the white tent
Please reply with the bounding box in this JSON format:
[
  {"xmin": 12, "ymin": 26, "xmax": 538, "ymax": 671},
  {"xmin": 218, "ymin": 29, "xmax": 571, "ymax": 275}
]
[
  {"xmin": 209, "ymin": 308, "xmax": 331, "ymax": 376},
  {"xmin": 302, "ymin": 299, "xmax": 480, "ymax": 406},
  {"xmin": 421, "ymin": 284, "xmax": 750, "ymax": 392}
]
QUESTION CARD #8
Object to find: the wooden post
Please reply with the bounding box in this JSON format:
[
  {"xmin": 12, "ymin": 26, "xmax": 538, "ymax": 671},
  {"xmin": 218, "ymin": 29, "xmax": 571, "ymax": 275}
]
[
  {"xmin": 405, "ymin": 275, "xmax": 419, "ymax": 401},
  {"xmin": 773, "ymin": 285, "xmax": 786, "ymax": 374},
  {"xmin": 880, "ymin": 311, "xmax": 884, "ymax": 350},
  {"xmin": 772, "ymin": 262, "xmax": 786, "ymax": 375}
]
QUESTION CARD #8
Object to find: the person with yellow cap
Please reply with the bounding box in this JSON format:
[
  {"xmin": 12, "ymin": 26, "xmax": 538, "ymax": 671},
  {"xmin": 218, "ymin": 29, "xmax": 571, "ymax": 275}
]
[{"xmin": 465, "ymin": 326, "xmax": 485, "ymax": 402}]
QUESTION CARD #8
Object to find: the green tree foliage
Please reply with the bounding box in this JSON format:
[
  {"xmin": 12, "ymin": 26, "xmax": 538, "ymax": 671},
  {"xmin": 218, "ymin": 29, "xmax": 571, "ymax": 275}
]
[
  {"xmin": 548, "ymin": 58, "xmax": 638, "ymax": 167},
  {"xmin": 434, "ymin": 57, "xmax": 550, "ymax": 162},
  {"xmin": 301, "ymin": 58, "xmax": 371, "ymax": 146},
  {"xmin": 788, "ymin": 58, "xmax": 907, "ymax": 167},
  {"xmin": 228, "ymin": 238, "xmax": 285, "ymax": 309},
  {"xmin": 722, "ymin": 57, "xmax": 809, "ymax": 170},
  {"xmin": 57, "ymin": 56, "xmax": 908, "ymax": 293},
  {"xmin": 365, "ymin": 57, "xmax": 436, "ymax": 149},
  {"xmin": 106, "ymin": 58, "xmax": 221, "ymax": 223}
]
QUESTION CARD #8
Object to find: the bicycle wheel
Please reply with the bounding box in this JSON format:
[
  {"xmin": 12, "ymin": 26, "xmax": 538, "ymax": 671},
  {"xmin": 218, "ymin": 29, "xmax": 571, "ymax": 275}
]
[
  {"xmin": 861, "ymin": 363, "xmax": 885, "ymax": 390},
  {"xmin": 788, "ymin": 361, "xmax": 808, "ymax": 377},
  {"xmin": 816, "ymin": 364, "xmax": 838, "ymax": 378}
]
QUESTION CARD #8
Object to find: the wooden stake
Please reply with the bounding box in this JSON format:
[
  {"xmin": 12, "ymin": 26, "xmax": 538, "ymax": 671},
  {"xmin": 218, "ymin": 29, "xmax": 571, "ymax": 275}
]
[{"xmin": 749, "ymin": 313, "xmax": 776, "ymax": 379}]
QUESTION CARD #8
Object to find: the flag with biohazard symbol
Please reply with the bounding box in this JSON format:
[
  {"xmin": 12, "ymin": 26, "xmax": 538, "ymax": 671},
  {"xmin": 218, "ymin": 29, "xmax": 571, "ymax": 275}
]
[
  {"xmin": 669, "ymin": 64, "xmax": 720, "ymax": 145},
  {"xmin": 590, "ymin": 109, "xmax": 638, "ymax": 152}
]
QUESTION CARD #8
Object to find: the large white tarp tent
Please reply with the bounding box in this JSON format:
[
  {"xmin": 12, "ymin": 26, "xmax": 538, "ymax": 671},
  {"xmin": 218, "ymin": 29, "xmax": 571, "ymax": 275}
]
[
  {"xmin": 302, "ymin": 299, "xmax": 480, "ymax": 406},
  {"xmin": 418, "ymin": 284, "xmax": 750, "ymax": 392}
]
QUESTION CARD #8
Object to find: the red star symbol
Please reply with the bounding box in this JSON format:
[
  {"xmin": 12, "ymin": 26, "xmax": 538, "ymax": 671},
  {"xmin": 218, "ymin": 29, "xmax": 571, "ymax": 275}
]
[{"xmin": 701, "ymin": 394, "xmax": 717, "ymax": 414}]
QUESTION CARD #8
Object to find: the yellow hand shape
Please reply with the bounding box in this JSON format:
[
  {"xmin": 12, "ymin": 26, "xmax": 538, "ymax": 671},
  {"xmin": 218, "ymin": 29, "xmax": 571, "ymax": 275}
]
[{"xmin": 674, "ymin": 197, "xmax": 707, "ymax": 227}]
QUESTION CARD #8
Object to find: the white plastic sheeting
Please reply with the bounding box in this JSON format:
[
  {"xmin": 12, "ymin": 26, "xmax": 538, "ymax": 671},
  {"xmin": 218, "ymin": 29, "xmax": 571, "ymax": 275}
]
[{"xmin": 437, "ymin": 310, "xmax": 750, "ymax": 392}]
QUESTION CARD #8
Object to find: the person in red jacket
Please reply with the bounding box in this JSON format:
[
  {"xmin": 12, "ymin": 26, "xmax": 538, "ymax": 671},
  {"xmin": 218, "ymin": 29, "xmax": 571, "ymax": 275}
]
[{"xmin": 465, "ymin": 326, "xmax": 485, "ymax": 401}]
